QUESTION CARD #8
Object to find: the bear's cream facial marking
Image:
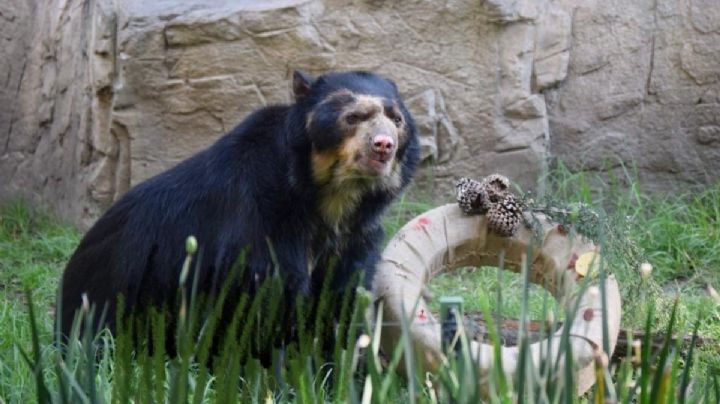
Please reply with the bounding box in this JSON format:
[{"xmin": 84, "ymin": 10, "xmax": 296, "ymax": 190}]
[
  {"xmin": 309, "ymin": 92, "xmax": 407, "ymax": 228},
  {"xmin": 310, "ymin": 94, "xmax": 405, "ymax": 182}
]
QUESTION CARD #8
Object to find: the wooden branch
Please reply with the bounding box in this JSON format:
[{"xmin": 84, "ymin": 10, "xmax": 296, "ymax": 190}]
[{"xmin": 462, "ymin": 312, "xmax": 713, "ymax": 362}]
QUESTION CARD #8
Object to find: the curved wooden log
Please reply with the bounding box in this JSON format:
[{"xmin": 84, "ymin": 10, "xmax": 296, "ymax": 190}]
[{"xmin": 372, "ymin": 204, "xmax": 622, "ymax": 395}]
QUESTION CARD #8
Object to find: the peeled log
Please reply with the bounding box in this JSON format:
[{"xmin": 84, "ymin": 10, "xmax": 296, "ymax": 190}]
[{"xmin": 372, "ymin": 204, "xmax": 622, "ymax": 395}]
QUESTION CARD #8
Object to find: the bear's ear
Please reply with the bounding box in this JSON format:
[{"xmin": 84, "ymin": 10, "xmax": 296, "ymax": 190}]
[{"xmin": 292, "ymin": 70, "xmax": 315, "ymax": 100}]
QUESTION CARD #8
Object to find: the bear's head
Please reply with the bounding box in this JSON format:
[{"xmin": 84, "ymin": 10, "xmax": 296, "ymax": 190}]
[{"xmin": 293, "ymin": 70, "xmax": 419, "ymax": 227}]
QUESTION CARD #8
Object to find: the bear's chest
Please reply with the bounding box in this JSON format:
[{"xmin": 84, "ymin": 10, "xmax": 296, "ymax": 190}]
[{"xmin": 305, "ymin": 216, "xmax": 357, "ymax": 274}]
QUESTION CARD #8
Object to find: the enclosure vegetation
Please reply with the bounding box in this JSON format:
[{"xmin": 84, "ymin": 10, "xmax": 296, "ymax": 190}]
[{"xmin": 1, "ymin": 166, "xmax": 719, "ymax": 403}]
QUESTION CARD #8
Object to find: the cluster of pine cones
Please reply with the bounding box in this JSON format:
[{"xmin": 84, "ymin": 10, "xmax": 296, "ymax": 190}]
[{"xmin": 455, "ymin": 174, "xmax": 523, "ymax": 237}]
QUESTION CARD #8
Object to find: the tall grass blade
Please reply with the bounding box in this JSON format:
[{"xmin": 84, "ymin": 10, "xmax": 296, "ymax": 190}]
[
  {"xmin": 679, "ymin": 316, "xmax": 701, "ymax": 400},
  {"xmin": 20, "ymin": 288, "xmax": 51, "ymax": 403},
  {"xmin": 649, "ymin": 299, "xmax": 678, "ymax": 404},
  {"xmin": 636, "ymin": 302, "xmax": 655, "ymax": 404},
  {"xmin": 398, "ymin": 302, "xmax": 416, "ymax": 404}
]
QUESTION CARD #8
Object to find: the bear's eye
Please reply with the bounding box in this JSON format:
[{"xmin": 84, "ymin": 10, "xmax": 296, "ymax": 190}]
[
  {"xmin": 392, "ymin": 115, "xmax": 403, "ymax": 127},
  {"xmin": 345, "ymin": 113, "xmax": 363, "ymax": 125}
]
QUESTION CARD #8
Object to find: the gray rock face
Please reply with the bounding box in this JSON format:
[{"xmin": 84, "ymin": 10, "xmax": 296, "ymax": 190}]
[
  {"xmin": 546, "ymin": 0, "xmax": 720, "ymax": 191},
  {"xmin": 1, "ymin": 0, "xmax": 719, "ymax": 227}
]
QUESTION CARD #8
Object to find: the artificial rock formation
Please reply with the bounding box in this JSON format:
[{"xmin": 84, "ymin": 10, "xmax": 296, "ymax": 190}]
[
  {"xmin": 546, "ymin": 0, "xmax": 720, "ymax": 190},
  {"xmin": 1, "ymin": 0, "xmax": 718, "ymax": 227}
]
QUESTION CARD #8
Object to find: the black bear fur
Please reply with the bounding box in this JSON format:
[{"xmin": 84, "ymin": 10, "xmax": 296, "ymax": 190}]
[{"xmin": 58, "ymin": 70, "xmax": 420, "ymax": 357}]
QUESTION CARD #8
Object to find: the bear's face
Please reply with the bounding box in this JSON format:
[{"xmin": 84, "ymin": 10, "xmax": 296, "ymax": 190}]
[
  {"xmin": 307, "ymin": 89, "xmax": 408, "ymax": 183},
  {"xmin": 293, "ymin": 71, "xmax": 416, "ymax": 227}
]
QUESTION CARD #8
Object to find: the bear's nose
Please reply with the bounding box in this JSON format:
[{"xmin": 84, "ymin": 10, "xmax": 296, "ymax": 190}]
[{"xmin": 372, "ymin": 135, "xmax": 395, "ymax": 154}]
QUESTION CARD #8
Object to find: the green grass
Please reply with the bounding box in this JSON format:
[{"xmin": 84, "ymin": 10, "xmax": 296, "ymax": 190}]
[
  {"xmin": 1, "ymin": 166, "xmax": 719, "ymax": 402},
  {"xmin": 539, "ymin": 164, "xmax": 720, "ymax": 383},
  {"xmin": 428, "ymin": 267, "xmax": 559, "ymax": 321},
  {"xmin": 545, "ymin": 165, "xmax": 720, "ymax": 326},
  {"xmin": 0, "ymin": 202, "xmax": 80, "ymax": 403}
]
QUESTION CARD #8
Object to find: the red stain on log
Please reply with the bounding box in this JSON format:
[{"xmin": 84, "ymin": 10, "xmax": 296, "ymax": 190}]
[{"xmin": 413, "ymin": 216, "xmax": 431, "ymax": 230}]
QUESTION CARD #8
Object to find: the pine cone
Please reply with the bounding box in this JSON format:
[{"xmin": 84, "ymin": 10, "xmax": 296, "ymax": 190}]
[
  {"xmin": 487, "ymin": 193, "xmax": 522, "ymax": 237},
  {"xmin": 455, "ymin": 177, "xmax": 490, "ymax": 214},
  {"xmin": 481, "ymin": 174, "xmax": 510, "ymax": 203},
  {"xmin": 482, "ymin": 173, "xmax": 510, "ymax": 191}
]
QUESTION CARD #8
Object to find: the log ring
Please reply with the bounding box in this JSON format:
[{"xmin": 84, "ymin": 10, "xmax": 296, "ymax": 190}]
[{"xmin": 372, "ymin": 204, "xmax": 621, "ymax": 394}]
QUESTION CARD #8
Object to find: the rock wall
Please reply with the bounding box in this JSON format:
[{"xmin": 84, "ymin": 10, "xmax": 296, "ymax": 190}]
[
  {"xmin": 0, "ymin": 0, "xmax": 121, "ymax": 226},
  {"xmin": 1, "ymin": 0, "xmax": 718, "ymax": 228},
  {"xmin": 547, "ymin": 0, "xmax": 720, "ymax": 191}
]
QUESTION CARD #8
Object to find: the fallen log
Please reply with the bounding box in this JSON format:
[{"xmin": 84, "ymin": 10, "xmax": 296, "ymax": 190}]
[{"xmin": 461, "ymin": 312, "xmax": 713, "ymax": 362}]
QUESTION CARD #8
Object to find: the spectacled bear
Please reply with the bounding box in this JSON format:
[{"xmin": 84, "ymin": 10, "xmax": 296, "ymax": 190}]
[{"xmin": 58, "ymin": 70, "xmax": 420, "ymax": 358}]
